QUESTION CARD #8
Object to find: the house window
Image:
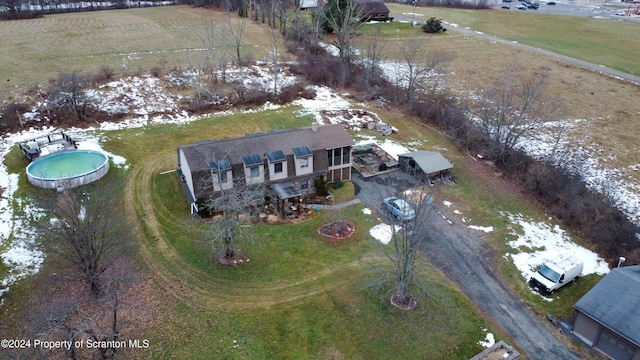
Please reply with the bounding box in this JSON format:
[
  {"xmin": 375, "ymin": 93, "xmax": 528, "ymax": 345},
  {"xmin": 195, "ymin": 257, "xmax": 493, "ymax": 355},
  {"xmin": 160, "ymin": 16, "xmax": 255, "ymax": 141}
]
[
  {"xmin": 327, "ymin": 150, "xmax": 333, "ymax": 167},
  {"xmin": 333, "ymin": 148, "xmax": 342, "ymax": 166},
  {"xmin": 300, "ymin": 158, "xmax": 309, "ymax": 168},
  {"xmin": 250, "ymin": 166, "xmax": 259, "ymax": 178},
  {"xmin": 274, "ymin": 162, "xmax": 283, "ymax": 174},
  {"xmin": 219, "ymin": 171, "xmax": 228, "ymax": 183},
  {"xmin": 342, "ymin": 146, "xmax": 350, "ymax": 164},
  {"xmin": 301, "ymin": 179, "xmax": 309, "ymax": 190}
]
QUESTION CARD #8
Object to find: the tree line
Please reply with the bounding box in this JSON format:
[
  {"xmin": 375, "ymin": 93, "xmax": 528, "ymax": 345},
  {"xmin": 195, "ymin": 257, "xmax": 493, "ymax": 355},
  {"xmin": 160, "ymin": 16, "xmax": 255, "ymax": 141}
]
[{"xmin": 0, "ymin": 0, "xmax": 175, "ymax": 19}]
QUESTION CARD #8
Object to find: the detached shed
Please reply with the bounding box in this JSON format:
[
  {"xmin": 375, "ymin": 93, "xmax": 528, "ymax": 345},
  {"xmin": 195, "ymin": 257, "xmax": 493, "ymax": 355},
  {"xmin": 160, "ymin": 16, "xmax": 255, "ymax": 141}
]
[
  {"xmin": 354, "ymin": 0, "xmax": 391, "ymax": 22},
  {"xmin": 572, "ymin": 265, "xmax": 640, "ymax": 360},
  {"xmin": 398, "ymin": 151, "xmax": 453, "ymax": 183}
]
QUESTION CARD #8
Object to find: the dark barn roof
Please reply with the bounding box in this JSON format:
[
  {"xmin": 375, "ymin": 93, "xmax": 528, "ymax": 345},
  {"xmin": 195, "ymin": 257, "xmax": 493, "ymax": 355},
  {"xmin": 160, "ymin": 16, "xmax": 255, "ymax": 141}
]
[
  {"xmin": 574, "ymin": 265, "xmax": 640, "ymax": 346},
  {"xmin": 354, "ymin": 0, "xmax": 390, "ymax": 16}
]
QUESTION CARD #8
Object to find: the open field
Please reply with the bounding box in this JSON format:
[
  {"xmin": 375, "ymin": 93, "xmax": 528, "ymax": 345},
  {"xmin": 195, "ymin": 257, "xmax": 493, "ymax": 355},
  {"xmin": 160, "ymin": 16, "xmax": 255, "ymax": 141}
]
[
  {"xmin": 0, "ymin": 6, "xmax": 290, "ymax": 100},
  {"xmin": 387, "ymin": 3, "xmax": 640, "ymax": 76}
]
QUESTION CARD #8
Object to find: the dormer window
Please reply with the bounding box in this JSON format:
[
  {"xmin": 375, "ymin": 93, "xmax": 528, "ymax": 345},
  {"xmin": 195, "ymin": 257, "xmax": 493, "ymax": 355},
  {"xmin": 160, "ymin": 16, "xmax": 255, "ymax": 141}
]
[
  {"xmin": 242, "ymin": 154, "xmax": 264, "ymax": 184},
  {"xmin": 209, "ymin": 158, "xmax": 232, "ymax": 190},
  {"xmin": 292, "ymin": 146, "xmax": 313, "ymax": 176},
  {"xmin": 265, "ymin": 150, "xmax": 287, "ymax": 180}
]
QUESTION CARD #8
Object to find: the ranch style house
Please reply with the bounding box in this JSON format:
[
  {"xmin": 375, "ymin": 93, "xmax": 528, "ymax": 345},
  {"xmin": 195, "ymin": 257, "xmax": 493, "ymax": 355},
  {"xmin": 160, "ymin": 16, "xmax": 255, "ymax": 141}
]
[{"xmin": 177, "ymin": 124, "xmax": 354, "ymax": 215}]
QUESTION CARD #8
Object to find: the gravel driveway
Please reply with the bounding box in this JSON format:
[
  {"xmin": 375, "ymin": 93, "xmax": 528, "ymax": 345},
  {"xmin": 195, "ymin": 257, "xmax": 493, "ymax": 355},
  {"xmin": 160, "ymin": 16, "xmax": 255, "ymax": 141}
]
[{"xmin": 352, "ymin": 171, "xmax": 579, "ymax": 359}]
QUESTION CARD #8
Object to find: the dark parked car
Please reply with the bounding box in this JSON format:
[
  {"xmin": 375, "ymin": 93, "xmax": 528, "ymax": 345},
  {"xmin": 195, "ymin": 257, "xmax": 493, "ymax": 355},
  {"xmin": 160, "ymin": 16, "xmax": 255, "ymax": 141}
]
[
  {"xmin": 527, "ymin": 2, "xmax": 539, "ymax": 8},
  {"xmin": 502, "ymin": 5, "xmax": 510, "ymax": 8},
  {"xmin": 547, "ymin": 1, "xmax": 556, "ymax": 4}
]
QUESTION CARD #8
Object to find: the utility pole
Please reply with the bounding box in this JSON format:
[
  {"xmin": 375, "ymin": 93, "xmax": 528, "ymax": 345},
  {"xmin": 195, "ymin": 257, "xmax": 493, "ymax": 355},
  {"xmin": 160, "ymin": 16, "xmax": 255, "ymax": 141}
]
[{"xmin": 411, "ymin": 0, "xmax": 417, "ymax": 26}]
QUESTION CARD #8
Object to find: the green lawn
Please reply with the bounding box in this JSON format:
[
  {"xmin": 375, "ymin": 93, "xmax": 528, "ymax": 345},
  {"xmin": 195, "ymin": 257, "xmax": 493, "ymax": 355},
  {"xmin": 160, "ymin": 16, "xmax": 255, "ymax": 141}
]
[
  {"xmin": 54, "ymin": 106, "xmax": 503, "ymax": 358},
  {"xmin": 2, "ymin": 4, "xmax": 627, "ymax": 357},
  {"xmin": 386, "ymin": 4, "xmax": 640, "ymax": 75}
]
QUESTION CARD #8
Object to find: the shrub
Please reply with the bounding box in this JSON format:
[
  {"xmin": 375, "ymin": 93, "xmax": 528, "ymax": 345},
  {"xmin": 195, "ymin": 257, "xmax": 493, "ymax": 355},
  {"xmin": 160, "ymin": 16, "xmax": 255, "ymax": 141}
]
[
  {"xmin": 93, "ymin": 66, "xmax": 116, "ymax": 84},
  {"xmin": 315, "ymin": 175, "xmax": 329, "ymax": 196},
  {"xmin": 277, "ymin": 83, "xmax": 314, "ymax": 104},
  {"xmin": 195, "ymin": 198, "xmax": 213, "ymax": 218},
  {"xmin": 421, "ymin": 18, "xmax": 446, "ymax": 33},
  {"xmin": 150, "ymin": 66, "xmax": 163, "ymax": 78},
  {"xmin": 0, "ymin": 102, "xmax": 30, "ymax": 132},
  {"xmin": 332, "ymin": 180, "xmax": 344, "ymax": 190}
]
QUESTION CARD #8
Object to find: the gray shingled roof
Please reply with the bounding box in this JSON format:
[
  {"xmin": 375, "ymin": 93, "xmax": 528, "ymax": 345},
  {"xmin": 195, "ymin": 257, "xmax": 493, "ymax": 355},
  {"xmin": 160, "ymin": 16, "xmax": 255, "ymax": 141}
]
[
  {"xmin": 354, "ymin": 0, "xmax": 390, "ymax": 14},
  {"xmin": 574, "ymin": 265, "xmax": 640, "ymax": 346},
  {"xmin": 178, "ymin": 124, "xmax": 354, "ymax": 199},
  {"xmin": 398, "ymin": 151, "xmax": 453, "ymax": 176},
  {"xmin": 179, "ymin": 124, "xmax": 353, "ymax": 171}
]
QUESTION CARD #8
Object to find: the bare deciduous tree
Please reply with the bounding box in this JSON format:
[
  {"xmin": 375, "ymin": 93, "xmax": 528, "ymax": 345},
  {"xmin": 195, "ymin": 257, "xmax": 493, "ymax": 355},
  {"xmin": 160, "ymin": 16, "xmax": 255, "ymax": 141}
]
[
  {"xmin": 48, "ymin": 72, "xmax": 88, "ymax": 121},
  {"xmin": 358, "ymin": 23, "xmax": 386, "ymax": 88},
  {"xmin": 323, "ymin": 0, "xmax": 361, "ymax": 65},
  {"xmin": 372, "ymin": 184, "xmax": 437, "ymax": 310},
  {"xmin": 28, "ymin": 259, "xmax": 146, "ymax": 360},
  {"xmin": 397, "ymin": 38, "xmax": 449, "ymax": 109},
  {"xmin": 471, "ymin": 71, "xmax": 564, "ymax": 166},
  {"xmin": 269, "ymin": 25, "xmax": 284, "ymax": 97},
  {"xmin": 197, "ymin": 151, "xmax": 268, "ymax": 264},
  {"xmin": 225, "ymin": 1, "xmax": 248, "ymax": 67},
  {"xmin": 290, "ymin": 7, "xmax": 322, "ymax": 49},
  {"xmin": 38, "ymin": 181, "xmax": 132, "ymax": 296}
]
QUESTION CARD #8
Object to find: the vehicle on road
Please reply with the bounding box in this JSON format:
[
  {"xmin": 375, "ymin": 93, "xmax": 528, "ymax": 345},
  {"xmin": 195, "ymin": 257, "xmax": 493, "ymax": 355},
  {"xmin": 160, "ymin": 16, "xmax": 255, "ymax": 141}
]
[
  {"xmin": 527, "ymin": 2, "xmax": 539, "ymax": 8},
  {"xmin": 529, "ymin": 255, "xmax": 583, "ymax": 295},
  {"xmin": 546, "ymin": 1, "xmax": 556, "ymax": 4},
  {"xmin": 383, "ymin": 197, "xmax": 416, "ymax": 221},
  {"xmin": 517, "ymin": 4, "xmax": 527, "ymax": 9},
  {"xmin": 502, "ymin": 5, "xmax": 510, "ymax": 8}
]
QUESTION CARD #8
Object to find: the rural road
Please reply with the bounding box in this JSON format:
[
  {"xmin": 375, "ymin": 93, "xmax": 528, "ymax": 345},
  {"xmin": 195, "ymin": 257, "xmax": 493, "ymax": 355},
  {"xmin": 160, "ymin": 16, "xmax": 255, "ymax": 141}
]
[
  {"xmin": 391, "ymin": 11, "xmax": 640, "ymax": 85},
  {"xmin": 352, "ymin": 171, "xmax": 580, "ymax": 359}
]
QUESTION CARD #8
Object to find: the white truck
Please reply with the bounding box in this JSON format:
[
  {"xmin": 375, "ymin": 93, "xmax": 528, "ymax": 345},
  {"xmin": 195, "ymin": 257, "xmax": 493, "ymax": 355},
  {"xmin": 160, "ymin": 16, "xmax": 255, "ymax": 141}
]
[{"xmin": 528, "ymin": 255, "xmax": 583, "ymax": 295}]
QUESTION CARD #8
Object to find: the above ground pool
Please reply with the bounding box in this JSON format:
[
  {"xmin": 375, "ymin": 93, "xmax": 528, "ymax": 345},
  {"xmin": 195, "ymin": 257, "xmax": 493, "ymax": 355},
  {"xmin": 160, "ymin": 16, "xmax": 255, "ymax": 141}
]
[{"xmin": 26, "ymin": 150, "xmax": 110, "ymax": 189}]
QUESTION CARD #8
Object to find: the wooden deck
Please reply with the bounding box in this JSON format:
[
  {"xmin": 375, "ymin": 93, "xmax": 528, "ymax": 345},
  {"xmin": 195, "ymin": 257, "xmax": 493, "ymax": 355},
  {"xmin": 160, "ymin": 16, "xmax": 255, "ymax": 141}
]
[{"xmin": 18, "ymin": 131, "xmax": 78, "ymax": 161}]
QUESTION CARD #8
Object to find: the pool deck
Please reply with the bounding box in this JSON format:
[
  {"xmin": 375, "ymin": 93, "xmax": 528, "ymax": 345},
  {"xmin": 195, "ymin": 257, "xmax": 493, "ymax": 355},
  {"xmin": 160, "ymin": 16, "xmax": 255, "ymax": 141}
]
[{"xmin": 18, "ymin": 131, "xmax": 78, "ymax": 161}]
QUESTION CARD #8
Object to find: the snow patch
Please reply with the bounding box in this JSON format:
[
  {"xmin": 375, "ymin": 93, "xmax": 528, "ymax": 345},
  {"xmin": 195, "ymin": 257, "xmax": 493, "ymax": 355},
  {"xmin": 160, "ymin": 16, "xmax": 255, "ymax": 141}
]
[
  {"xmin": 468, "ymin": 225, "xmax": 495, "ymax": 233},
  {"xmin": 503, "ymin": 213, "xmax": 610, "ymax": 281},
  {"xmin": 369, "ymin": 223, "xmax": 400, "ymax": 244},
  {"xmin": 478, "ymin": 331, "xmax": 495, "ymax": 348}
]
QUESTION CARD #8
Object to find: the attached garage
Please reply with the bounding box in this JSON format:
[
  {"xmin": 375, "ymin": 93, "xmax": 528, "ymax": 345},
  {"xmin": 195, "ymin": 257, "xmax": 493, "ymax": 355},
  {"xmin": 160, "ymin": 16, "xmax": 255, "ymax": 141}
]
[{"xmin": 572, "ymin": 265, "xmax": 640, "ymax": 360}]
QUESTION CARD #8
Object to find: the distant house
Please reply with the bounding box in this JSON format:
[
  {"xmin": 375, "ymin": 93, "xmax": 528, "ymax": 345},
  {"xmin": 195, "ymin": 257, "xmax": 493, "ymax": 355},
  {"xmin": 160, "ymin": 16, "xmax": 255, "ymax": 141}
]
[
  {"xmin": 397, "ymin": 151, "xmax": 453, "ymax": 183},
  {"xmin": 177, "ymin": 124, "xmax": 354, "ymax": 215},
  {"xmin": 299, "ymin": 0, "xmax": 318, "ymax": 9},
  {"xmin": 354, "ymin": 0, "xmax": 391, "ymax": 22},
  {"xmin": 306, "ymin": 0, "xmax": 390, "ymax": 21},
  {"xmin": 572, "ymin": 265, "xmax": 640, "ymax": 360}
]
